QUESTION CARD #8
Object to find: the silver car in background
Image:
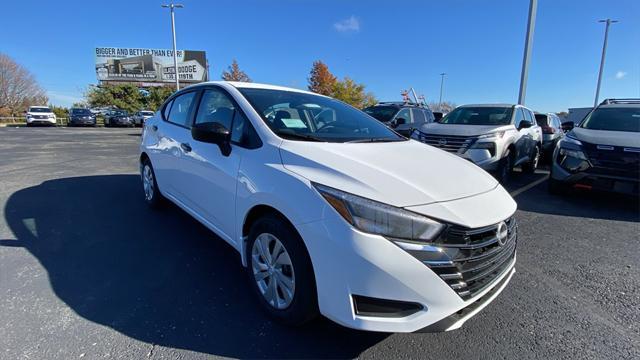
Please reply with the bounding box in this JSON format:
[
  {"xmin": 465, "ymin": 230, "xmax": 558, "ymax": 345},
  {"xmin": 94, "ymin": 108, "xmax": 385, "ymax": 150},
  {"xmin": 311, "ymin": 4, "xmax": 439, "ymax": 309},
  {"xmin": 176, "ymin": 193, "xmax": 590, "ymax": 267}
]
[
  {"xmin": 132, "ymin": 110, "xmax": 155, "ymax": 127},
  {"xmin": 534, "ymin": 112, "xmax": 565, "ymax": 157},
  {"xmin": 412, "ymin": 104, "xmax": 543, "ymax": 182}
]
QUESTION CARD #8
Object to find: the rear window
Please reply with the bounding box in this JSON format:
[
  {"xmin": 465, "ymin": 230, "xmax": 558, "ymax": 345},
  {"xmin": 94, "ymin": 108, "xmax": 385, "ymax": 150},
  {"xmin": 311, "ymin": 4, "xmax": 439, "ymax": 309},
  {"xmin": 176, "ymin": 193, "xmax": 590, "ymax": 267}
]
[
  {"xmin": 580, "ymin": 107, "xmax": 640, "ymax": 133},
  {"xmin": 141, "ymin": 111, "xmax": 154, "ymax": 116},
  {"xmin": 535, "ymin": 114, "xmax": 548, "ymax": 127}
]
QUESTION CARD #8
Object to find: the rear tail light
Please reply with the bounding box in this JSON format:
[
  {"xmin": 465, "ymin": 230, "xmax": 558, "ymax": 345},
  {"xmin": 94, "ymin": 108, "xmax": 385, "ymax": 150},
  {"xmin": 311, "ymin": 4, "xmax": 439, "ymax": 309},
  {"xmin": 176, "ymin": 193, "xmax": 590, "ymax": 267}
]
[{"xmin": 542, "ymin": 126, "xmax": 555, "ymax": 134}]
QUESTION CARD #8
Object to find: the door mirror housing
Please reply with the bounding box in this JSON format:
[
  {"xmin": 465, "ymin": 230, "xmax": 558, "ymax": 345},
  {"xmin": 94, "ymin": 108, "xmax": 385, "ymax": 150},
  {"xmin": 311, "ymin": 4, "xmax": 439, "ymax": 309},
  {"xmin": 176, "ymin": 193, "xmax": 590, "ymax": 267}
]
[
  {"xmin": 191, "ymin": 122, "xmax": 231, "ymax": 156},
  {"xmin": 395, "ymin": 117, "xmax": 407, "ymax": 126},
  {"xmin": 561, "ymin": 121, "xmax": 574, "ymax": 132},
  {"xmin": 518, "ymin": 120, "xmax": 532, "ymax": 130}
]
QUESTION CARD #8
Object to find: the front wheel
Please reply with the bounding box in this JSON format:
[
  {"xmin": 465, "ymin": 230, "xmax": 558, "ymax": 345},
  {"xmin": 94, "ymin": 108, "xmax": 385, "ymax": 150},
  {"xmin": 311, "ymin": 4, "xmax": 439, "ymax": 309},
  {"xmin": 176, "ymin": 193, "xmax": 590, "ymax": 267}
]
[
  {"xmin": 246, "ymin": 214, "xmax": 318, "ymax": 326},
  {"xmin": 495, "ymin": 150, "xmax": 515, "ymax": 184},
  {"xmin": 522, "ymin": 145, "xmax": 540, "ymax": 174}
]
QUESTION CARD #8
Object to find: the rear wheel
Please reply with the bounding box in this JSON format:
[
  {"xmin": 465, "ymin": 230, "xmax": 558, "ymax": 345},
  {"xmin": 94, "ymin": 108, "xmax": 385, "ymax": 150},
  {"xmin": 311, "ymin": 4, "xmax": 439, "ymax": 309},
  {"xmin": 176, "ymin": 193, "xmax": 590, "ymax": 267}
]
[
  {"xmin": 141, "ymin": 158, "xmax": 164, "ymax": 208},
  {"xmin": 246, "ymin": 214, "xmax": 318, "ymax": 326},
  {"xmin": 522, "ymin": 145, "xmax": 540, "ymax": 174}
]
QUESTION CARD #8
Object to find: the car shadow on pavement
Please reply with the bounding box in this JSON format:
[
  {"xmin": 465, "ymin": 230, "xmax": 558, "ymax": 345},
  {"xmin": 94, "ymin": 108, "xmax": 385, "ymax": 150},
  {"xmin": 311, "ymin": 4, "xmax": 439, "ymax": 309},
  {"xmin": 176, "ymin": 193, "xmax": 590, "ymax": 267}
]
[
  {"xmin": 504, "ymin": 171, "xmax": 639, "ymax": 223},
  {"xmin": 2, "ymin": 175, "xmax": 387, "ymax": 359}
]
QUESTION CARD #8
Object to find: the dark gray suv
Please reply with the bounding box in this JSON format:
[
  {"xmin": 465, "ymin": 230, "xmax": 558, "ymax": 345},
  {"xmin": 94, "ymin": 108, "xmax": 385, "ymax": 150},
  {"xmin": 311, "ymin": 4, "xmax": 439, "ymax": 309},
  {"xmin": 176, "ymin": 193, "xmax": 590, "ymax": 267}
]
[{"xmin": 363, "ymin": 102, "xmax": 436, "ymax": 137}]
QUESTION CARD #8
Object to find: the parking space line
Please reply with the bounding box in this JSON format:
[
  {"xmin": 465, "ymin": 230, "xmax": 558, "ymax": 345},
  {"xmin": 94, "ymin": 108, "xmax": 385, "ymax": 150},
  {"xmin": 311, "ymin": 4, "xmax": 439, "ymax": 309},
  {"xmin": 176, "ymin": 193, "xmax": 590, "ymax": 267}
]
[{"xmin": 510, "ymin": 175, "xmax": 549, "ymax": 197}]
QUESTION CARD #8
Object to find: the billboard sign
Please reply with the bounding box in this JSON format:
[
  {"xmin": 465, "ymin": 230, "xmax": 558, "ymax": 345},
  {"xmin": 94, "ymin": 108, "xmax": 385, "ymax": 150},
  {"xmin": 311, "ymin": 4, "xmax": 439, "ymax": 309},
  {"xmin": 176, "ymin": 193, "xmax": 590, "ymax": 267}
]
[{"xmin": 95, "ymin": 47, "xmax": 207, "ymax": 84}]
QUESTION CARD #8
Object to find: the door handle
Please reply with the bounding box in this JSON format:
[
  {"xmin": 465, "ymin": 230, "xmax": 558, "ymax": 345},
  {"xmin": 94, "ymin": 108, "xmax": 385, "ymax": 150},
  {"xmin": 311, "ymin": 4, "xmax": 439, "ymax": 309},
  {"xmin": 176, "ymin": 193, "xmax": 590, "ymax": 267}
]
[
  {"xmin": 180, "ymin": 142, "xmax": 192, "ymax": 152},
  {"xmin": 151, "ymin": 125, "xmax": 158, "ymax": 131}
]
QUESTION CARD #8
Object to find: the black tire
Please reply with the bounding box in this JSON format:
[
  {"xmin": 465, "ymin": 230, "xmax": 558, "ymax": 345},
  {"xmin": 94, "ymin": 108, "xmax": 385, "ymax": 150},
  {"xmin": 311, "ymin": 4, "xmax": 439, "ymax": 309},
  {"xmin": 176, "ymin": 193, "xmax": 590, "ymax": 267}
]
[
  {"xmin": 140, "ymin": 158, "xmax": 164, "ymax": 208},
  {"xmin": 245, "ymin": 214, "xmax": 318, "ymax": 326},
  {"xmin": 522, "ymin": 145, "xmax": 540, "ymax": 174},
  {"xmin": 495, "ymin": 150, "xmax": 515, "ymax": 184},
  {"xmin": 548, "ymin": 175, "xmax": 568, "ymax": 195}
]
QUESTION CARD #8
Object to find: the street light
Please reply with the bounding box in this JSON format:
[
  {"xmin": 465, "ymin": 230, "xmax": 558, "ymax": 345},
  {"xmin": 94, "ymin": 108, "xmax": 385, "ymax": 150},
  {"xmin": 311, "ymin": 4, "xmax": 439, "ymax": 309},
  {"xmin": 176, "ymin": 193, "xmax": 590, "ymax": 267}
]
[
  {"xmin": 594, "ymin": 19, "xmax": 618, "ymax": 107},
  {"xmin": 518, "ymin": 0, "xmax": 537, "ymax": 105},
  {"xmin": 161, "ymin": 3, "xmax": 184, "ymax": 90},
  {"xmin": 439, "ymin": 73, "xmax": 447, "ymax": 107}
]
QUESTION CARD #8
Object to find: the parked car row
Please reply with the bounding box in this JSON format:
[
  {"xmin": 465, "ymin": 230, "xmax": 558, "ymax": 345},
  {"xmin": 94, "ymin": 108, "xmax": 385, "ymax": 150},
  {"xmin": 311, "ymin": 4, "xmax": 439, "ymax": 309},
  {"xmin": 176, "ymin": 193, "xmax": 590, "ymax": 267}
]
[{"xmin": 24, "ymin": 107, "xmax": 155, "ymax": 127}]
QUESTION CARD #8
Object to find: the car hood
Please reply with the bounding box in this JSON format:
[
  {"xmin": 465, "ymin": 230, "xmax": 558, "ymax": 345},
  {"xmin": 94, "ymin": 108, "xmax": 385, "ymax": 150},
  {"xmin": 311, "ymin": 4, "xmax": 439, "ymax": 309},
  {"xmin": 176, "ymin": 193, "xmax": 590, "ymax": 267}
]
[
  {"xmin": 416, "ymin": 123, "xmax": 513, "ymax": 137},
  {"xmin": 279, "ymin": 139, "xmax": 499, "ymax": 207},
  {"xmin": 571, "ymin": 127, "xmax": 640, "ymax": 148}
]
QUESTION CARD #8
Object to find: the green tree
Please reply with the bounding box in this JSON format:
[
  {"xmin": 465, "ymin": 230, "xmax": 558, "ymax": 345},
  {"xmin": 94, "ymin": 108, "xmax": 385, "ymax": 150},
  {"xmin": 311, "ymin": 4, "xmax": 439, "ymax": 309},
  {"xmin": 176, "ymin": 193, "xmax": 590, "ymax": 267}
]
[
  {"xmin": 48, "ymin": 105, "xmax": 68, "ymax": 118},
  {"xmin": 307, "ymin": 60, "xmax": 337, "ymax": 96},
  {"xmin": 145, "ymin": 86, "xmax": 174, "ymax": 111},
  {"xmin": 221, "ymin": 59, "xmax": 252, "ymax": 82},
  {"xmin": 332, "ymin": 77, "xmax": 377, "ymax": 109},
  {"xmin": 85, "ymin": 84, "xmax": 145, "ymax": 113}
]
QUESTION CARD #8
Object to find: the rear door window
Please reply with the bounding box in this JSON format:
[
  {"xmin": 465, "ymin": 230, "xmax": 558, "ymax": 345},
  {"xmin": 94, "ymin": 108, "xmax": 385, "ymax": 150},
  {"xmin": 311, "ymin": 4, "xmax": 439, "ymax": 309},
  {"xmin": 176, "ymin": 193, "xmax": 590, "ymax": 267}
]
[
  {"xmin": 167, "ymin": 92, "xmax": 197, "ymax": 127},
  {"xmin": 411, "ymin": 108, "xmax": 426, "ymax": 124}
]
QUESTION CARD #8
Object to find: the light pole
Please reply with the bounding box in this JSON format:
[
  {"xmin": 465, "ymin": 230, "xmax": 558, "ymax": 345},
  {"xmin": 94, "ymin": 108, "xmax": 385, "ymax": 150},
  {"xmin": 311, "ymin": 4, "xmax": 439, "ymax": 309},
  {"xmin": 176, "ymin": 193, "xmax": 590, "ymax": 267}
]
[
  {"xmin": 518, "ymin": 0, "xmax": 537, "ymax": 105},
  {"xmin": 161, "ymin": 3, "xmax": 183, "ymax": 90},
  {"xmin": 594, "ymin": 19, "xmax": 618, "ymax": 107},
  {"xmin": 439, "ymin": 73, "xmax": 447, "ymax": 107}
]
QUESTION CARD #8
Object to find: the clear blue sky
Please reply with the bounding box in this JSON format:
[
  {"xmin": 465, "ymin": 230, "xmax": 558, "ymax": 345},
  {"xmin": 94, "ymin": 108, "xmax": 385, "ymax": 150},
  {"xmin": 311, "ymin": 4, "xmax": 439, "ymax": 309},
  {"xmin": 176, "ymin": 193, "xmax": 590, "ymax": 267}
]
[{"xmin": 1, "ymin": 0, "xmax": 638, "ymax": 112}]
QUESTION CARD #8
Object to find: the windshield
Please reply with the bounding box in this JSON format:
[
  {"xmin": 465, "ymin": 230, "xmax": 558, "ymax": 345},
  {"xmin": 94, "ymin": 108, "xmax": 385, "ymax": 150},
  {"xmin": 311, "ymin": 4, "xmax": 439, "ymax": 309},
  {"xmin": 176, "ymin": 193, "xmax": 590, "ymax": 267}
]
[
  {"xmin": 239, "ymin": 88, "xmax": 405, "ymax": 143},
  {"xmin": 71, "ymin": 108, "xmax": 92, "ymax": 115},
  {"xmin": 113, "ymin": 110, "xmax": 128, "ymax": 116},
  {"xmin": 580, "ymin": 107, "xmax": 640, "ymax": 132},
  {"xmin": 441, "ymin": 106, "xmax": 513, "ymax": 126},
  {"xmin": 141, "ymin": 111, "xmax": 154, "ymax": 116},
  {"xmin": 362, "ymin": 106, "xmax": 398, "ymax": 122},
  {"xmin": 29, "ymin": 107, "xmax": 51, "ymax": 113}
]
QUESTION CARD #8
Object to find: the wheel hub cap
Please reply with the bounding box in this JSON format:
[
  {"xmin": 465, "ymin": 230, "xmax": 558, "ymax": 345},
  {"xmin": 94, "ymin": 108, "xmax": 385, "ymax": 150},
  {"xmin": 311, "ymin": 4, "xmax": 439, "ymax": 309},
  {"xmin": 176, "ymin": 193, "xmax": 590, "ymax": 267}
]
[{"xmin": 251, "ymin": 233, "xmax": 295, "ymax": 309}]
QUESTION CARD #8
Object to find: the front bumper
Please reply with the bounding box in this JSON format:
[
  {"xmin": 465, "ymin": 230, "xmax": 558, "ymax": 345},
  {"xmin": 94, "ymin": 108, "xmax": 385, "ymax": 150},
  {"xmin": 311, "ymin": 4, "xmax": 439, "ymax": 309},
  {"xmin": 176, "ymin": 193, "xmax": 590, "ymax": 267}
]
[
  {"xmin": 27, "ymin": 118, "xmax": 56, "ymax": 125},
  {"xmin": 551, "ymin": 160, "xmax": 639, "ymax": 195},
  {"xmin": 296, "ymin": 197, "xmax": 517, "ymax": 333},
  {"xmin": 460, "ymin": 148, "xmax": 502, "ymax": 171}
]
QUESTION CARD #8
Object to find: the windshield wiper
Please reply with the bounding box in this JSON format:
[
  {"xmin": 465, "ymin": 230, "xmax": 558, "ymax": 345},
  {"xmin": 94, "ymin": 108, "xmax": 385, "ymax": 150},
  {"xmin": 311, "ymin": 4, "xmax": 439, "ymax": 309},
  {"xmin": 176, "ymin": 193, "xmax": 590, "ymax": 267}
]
[
  {"xmin": 346, "ymin": 138, "xmax": 405, "ymax": 143},
  {"xmin": 275, "ymin": 131, "xmax": 325, "ymax": 142}
]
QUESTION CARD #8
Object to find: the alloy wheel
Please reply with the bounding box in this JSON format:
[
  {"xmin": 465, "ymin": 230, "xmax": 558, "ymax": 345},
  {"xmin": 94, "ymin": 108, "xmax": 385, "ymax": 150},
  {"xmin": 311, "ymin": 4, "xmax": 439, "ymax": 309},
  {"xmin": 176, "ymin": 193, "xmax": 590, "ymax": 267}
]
[
  {"xmin": 251, "ymin": 233, "xmax": 296, "ymax": 309},
  {"xmin": 142, "ymin": 165, "xmax": 154, "ymax": 201}
]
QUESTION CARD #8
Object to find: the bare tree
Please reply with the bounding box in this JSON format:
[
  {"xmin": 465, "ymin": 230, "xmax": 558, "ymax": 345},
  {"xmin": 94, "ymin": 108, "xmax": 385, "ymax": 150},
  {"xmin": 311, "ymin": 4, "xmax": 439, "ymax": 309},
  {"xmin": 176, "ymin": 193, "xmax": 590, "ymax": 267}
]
[
  {"xmin": 0, "ymin": 53, "xmax": 48, "ymax": 116},
  {"xmin": 429, "ymin": 101, "xmax": 457, "ymax": 113},
  {"xmin": 221, "ymin": 59, "xmax": 252, "ymax": 82}
]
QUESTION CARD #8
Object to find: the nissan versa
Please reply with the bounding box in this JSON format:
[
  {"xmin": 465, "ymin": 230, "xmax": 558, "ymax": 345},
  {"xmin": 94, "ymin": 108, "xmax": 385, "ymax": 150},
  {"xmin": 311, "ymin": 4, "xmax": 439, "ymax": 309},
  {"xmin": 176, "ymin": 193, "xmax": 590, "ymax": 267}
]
[{"xmin": 139, "ymin": 82, "xmax": 518, "ymax": 332}]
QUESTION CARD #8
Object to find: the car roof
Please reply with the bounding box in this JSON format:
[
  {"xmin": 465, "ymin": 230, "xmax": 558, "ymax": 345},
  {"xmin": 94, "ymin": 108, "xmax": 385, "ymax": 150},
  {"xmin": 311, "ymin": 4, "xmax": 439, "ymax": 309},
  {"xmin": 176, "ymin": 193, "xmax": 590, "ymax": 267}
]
[
  {"xmin": 29, "ymin": 106, "xmax": 50, "ymax": 109},
  {"xmin": 459, "ymin": 103, "xmax": 515, "ymax": 108},
  {"xmin": 598, "ymin": 103, "xmax": 640, "ymax": 109},
  {"xmin": 185, "ymin": 81, "xmax": 321, "ymax": 97}
]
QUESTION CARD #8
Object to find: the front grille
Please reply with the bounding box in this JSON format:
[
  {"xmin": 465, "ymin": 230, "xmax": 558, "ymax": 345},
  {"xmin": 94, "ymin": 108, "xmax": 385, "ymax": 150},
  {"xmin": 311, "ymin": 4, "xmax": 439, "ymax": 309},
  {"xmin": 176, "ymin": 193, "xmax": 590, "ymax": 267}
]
[
  {"xmin": 34, "ymin": 115, "xmax": 48, "ymax": 119},
  {"xmin": 582, "ymin": 142, "xmax": 640, "ymax": 179},
  {"xmin": 399, "ymin": 217, "xmax": 517, "ymax": 300},
  {"xmin": 413, "ymin": 131, "xmax": 475, "ymax": 154}
]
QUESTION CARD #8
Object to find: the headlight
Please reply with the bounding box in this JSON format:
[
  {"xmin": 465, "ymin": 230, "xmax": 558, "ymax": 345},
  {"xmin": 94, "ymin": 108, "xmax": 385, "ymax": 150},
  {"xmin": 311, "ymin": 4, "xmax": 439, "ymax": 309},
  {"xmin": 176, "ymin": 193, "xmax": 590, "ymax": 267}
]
[
  {"xmin": 49, "ymin": 114, "xmax": 56, "ymax": 119},
  {"xmin": 470, "ymin": 141, "xmax": 496, "ymax": 157},
  {"xmin": 477, "ymin": 131, "xmax": 505, "ymax": 140},
  {"xmin": 313, "ymin": 183, "xmax": 445, "ymax": 241},
  {"xmin": 559, "ymin": 148, "xmax": 587, "ymax": 161}
]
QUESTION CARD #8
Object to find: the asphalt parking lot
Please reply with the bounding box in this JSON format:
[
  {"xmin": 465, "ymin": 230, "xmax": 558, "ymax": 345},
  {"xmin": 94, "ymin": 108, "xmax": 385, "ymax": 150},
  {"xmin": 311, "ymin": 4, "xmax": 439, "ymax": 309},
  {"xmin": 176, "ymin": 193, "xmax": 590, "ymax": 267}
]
[{"xmin": 0, "ymin": 127, "xmax": 638, "ymax": 359}]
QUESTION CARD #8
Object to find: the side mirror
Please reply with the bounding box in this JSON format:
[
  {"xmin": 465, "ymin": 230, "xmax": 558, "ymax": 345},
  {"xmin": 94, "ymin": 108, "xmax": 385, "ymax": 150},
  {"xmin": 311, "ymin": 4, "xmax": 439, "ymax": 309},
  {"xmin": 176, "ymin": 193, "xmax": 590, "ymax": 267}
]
[
  {"xmin": 518, "ymin": 120, "xmax": 532, "ymax": 130},
  {"xmin": 191, "ymin": 122, "xmax": 231, "ymax": 156},
  {"xmin": 433, "ymin": 112, "xmax": 443, "ymax": 122},
  {"xmin": 395, "ymin": 117, "xmax": 407, "ymax": 126},
  {"xmin": 561, "ymin": 121, "xmax": 574, "ymax": 132}
]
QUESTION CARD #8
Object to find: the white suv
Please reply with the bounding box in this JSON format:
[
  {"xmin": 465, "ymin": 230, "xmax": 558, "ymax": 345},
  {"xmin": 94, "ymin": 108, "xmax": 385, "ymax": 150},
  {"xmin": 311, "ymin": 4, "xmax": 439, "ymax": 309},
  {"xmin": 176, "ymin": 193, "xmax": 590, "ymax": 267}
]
[
  {"xmin": 26, "ymin": 106, "xmax": 56, "ymax": 126},
  {"xmin": 139, "ymin": 82, "xmax": 518, "ymax": 333}
]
